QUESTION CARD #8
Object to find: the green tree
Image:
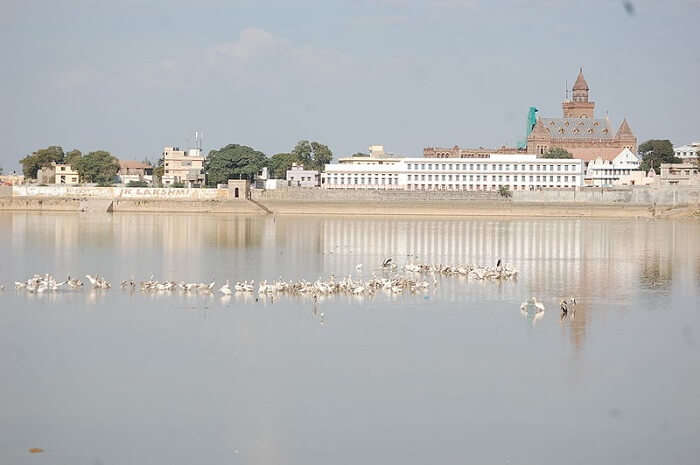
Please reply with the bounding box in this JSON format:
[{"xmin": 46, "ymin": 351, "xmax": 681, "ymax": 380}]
[
  {"xmin": 498, "ymin": 185, "xmax": 512, "ymax": 198},
  {"xmin": 267, "ymin": 152, "xmax": 299, "ymax": 178},
  {"xmin": 152, "ymin": 157, "xmax": 164, "ymax": 186},
  {"xmin": 65, "ymin": 149, "xmax": 82, "ymax": 166},
  {"xmin": 204, "ymin": 144, "xmax": 267, "ymax": 186},
  {"xmin": 351, "ymin": 152, "xmax": 368, "ymax": 158},
  {"xmin": 20, "ymin": 146, "xmax": 65, "ymax": 178},
  {"xmin": 73, "ymin": 151, "xmax": 120, "ymax": 183},
  {"xmin": 291, "ymin": 140, "xmax": 313, "ymax": 168},
  {"xmin": 638, "ymin": 139, "xmax": 679, "ymax": 172},
  {"xmin": 126, "ymin": 180, "xmax": 148, "ymax": 187},
  {"xmin": 291, "ymin": 140, "xmax": 333, "ymax": 171},
  {"xmin": 542, "ymin": 147, "xmax": 573, "ymax": 159}
]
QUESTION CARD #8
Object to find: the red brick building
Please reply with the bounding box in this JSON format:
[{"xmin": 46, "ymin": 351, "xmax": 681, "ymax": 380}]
[{"xmin": 527, "ymin": 69, "xmax": 637, "ymax": 161}]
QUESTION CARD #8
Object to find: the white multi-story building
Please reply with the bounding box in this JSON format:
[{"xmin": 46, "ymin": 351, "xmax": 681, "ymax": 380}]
[
  {"xmin": 54, "ymin": 163, "xmax": 80, "ymax": 185},
  {"xmin": 322, "ymin": 153, "xmax": 584, "ymax": 191},
  {"xmin": 162, "ymin": 146, "xmax": 206, "ymax": 187},
  {"xmin": 674, "ymin": 142, "xmax": 700, "ymax": 161},
  {"xmin": 584, "ymin": 148, "xmax": 641, "ymax": 187}
]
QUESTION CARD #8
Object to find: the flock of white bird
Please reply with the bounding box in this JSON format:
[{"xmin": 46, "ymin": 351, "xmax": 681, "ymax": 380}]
[
  {"xmin": 6, "ymin": 261, "xmax": 576, "ymax": 321},
  {"xmin": 7, "ymin": 260, "xmax": 519, "ymax": 298},
  {"xmin": 12, "ymin": 274, "xmax": 108, "ymax": 293}
]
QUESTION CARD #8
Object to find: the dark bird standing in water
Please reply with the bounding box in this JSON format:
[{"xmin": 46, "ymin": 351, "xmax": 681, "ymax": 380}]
[{"xmin": 560, "ymin": 300, "xmax": 569, "ymax": 320}]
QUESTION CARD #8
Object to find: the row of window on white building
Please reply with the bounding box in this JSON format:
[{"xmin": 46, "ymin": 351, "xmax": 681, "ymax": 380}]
[{"xmin": 405, "ymin": 162, "xmax": 579, "ymax": 173}]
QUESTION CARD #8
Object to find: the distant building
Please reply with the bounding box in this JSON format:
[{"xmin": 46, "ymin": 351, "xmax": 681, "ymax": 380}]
[
  {"xmin": 368, "ymin": 145, "xmax": 386, "ymax": 158},
  {"xmin": 322, "ymin": 153, "xmax": 585, "ymax": 191},
  {"xmin": 0, "ymin": 173, "xmax": 25, "ymax": 185},
  {"xmin": 162, "ymin": 146, "xmax": 205, "ymax": 187},
  {"xmin": 253, "ymin": 167, "xmax": 287, "ymax": 190},
  {"xmin": 37, "ymin": 165, "xmax": 56, "ymax": 184},
  {"xmin": 584, "ymin": 148, "xmax": 641, "ymax": 187},
  {"xmin": 118, "ymin": 161, "xmax": 153, "ymax": 185},
  {"xmin": 659, "ymin": 163, "xmax": 700, "ymax": 185},
  {"xmin": 54, "ymin": 164, "xmax": 79, "ymax": 185},
  {"xmin": 527, "ymin": 69, "xmax": 637, "ymax": 161},
  {"xmin": 227, "ymin": 179, "xmax": 250, "ymax": 199},
  {"xmin": 423, "ymin": 146, "xmax": 520, "ymax": 159},
  {"xmin": 674, "ymin": 142, "xmax": 700, "ymax": 161},
  {"xmin": 286, "ymin": 163, "xmax": 319, "ymax": 187},
  {"xmin": 615, "ymin": 169, "xmax": 657, "ymax": 187}
]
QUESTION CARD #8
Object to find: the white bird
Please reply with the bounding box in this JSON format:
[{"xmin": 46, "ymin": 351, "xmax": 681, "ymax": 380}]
[
  {"xmin": 219, "ymin": 280, "xmax": 232, "ymax": 295},
  {"xmin": 520, "ymin": 297, "xmax": 545, "ymax": 315}
]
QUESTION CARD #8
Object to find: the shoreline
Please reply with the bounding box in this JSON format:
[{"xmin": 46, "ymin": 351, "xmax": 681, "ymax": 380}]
[{"xmin": 1, "ymin": 197, "xmax": 698, "ymax": 218}]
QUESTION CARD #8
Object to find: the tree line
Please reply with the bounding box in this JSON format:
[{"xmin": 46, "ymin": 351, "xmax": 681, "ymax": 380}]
[
  {"xmin": 17, "ymin": 140, "xmax": 332, "ymax": 187},
  {"xmin": 19, "ymin": 146, "xmax": 121, "ymax": 184},
  {"xmin": 202, "ymin": 140, "xmax": 332, "ymax": 186}
]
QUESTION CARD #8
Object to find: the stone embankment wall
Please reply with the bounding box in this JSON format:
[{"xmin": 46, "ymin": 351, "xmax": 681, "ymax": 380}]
[
  {"xmin": 253, "ymin": 186, "xmax": 700, "ymax": 207},
  {"xmin": 252, "ymin": 188, "xmax": 503, "ymax": 202},
  {"xmin": 513, "ymin": 187, "xmax": 700, "ymax": 206},
  {"xmin": 12, "ymin": 185, "xmax": 230, "ymax": 200},
  {"xmin": 2, "ymin": 184, "xmax": 699, "ymax": 217},
  {"xmin": 1, "ymin": 185, "xmax": 263, "ymax": 214}
]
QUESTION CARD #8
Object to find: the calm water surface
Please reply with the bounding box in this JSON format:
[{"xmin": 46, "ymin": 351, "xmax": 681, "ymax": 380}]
[{"xmin": 1, "ymin": 212, "xmax": 699, "ymax": 464}]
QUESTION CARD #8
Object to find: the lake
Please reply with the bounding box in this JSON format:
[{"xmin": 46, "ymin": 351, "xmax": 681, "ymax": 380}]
[{"xmin": 1, "ymin": 212, "xmax": 699, "ymax": 464}]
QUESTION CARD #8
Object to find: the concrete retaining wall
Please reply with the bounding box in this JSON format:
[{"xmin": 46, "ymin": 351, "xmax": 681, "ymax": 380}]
[
  {"xmin": 513, "ymin": 186, "xmax": 700, "ymax": 206},
  {"xmin": 252, "ymin": 188, "xmax": 503, "ymax": 202},
  {"xmin": 12, "ymin": 185, "xmax": 231, "ymax": 200},
  {"xmin": 253, "ymin": 186, "xmax": 700, "ymax": 207},
  {"xmin": 0, "ymin": 197, "xmax": 264, "ymax": 214}
]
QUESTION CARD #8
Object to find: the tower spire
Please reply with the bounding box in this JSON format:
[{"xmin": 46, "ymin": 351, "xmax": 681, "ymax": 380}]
[{"xmin": 563, "ymin": 67, "xmax": 594, "ymax": 118}]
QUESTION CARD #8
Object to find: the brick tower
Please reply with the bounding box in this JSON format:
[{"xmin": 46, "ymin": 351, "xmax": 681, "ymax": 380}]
[{"xmin": 562, "ymin": 68, "xmax": 595, "ymax": 118}]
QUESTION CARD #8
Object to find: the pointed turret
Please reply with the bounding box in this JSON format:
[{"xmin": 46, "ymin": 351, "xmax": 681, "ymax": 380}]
[
  {"xmin": 529, "ymin": 118, "xmax": 550, "ymax": 138},
  {"xmin": 563, "ymin": 68, "xmax": 595, "ymax": 117},
  {"xmin": 573, "ymin": 68, "xmax": 589, "ymax": 91},
  {"xmin": 614, "ymin": 117, "xmax": 637, "ymax": 153},
  {"xmin": 615, "ymin": 118, "xmax": 634, "ymax": 138}
]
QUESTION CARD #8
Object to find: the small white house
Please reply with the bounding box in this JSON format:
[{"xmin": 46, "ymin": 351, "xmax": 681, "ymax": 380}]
[
  {"xmin": 286, "ymin": 163, "xmax": 320, "ymax": 187},
  {"xmin": 585, "ymin": 148, "xmax": 641, "ymax": 186},
  {"xmin": 674, "ymin": 142, "xmax": 700, "ymax": 161},
  {"xmin": 54, "ymin": 164, "xmax": 80, "ymax": 185}
]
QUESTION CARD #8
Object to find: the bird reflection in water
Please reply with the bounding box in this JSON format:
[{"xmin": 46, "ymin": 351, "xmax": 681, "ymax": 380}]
[{"xmin": 312, "ymin": 295, "xmax": 325, "ymax": 326}]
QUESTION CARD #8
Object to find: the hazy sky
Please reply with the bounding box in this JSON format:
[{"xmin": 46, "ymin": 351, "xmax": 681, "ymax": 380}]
[{"xmin": 2, "ymin": 0, "xmax": 698, "ymax": 170}]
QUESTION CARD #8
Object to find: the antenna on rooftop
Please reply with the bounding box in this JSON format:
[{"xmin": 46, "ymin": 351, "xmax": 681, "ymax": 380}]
[{"xmin": 565, "ymin": 80, "xmax": 569, "ymax": 101}]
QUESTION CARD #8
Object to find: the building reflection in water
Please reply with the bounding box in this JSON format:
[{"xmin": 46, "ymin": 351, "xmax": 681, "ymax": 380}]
[
  {"xmin": 312, "ymin": 217, "xmax": 699, "ymax": 352},
  {"xmin": 3, "ymin": 212, "xmax": 699, "ymax": 352}
]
